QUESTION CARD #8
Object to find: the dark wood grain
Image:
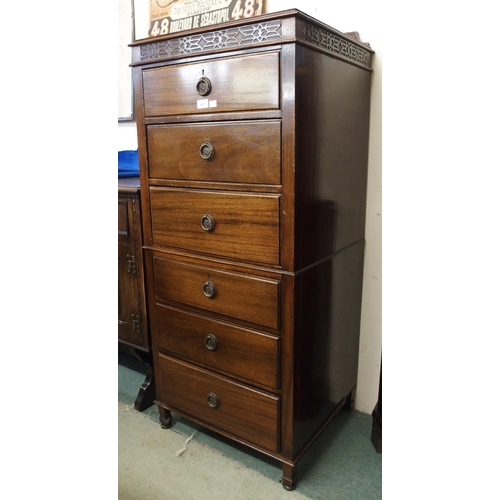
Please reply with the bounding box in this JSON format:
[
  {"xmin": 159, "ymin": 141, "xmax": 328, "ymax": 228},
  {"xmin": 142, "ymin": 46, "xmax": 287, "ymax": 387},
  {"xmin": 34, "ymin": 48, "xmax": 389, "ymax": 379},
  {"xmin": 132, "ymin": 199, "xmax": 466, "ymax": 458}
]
[
  {"xmin": 118, "ymin": 179, "xmax": 155, "ymax": 411},
  {"xmin": 118, "ymin": 200, "xmax": 129, "ymax": 235},
  {"xmin": 293, "ymin": 45, "xmax": 372, "ymax": 268},
  {"xmin": 159, "ymin": 354, "xmax": 280, "ymax": 452},
  {"xmin": 155, "ymin": 304, "xmax": 280, "ymax": 389},
  {"xmin": 132, "ymin": 9, "xmax": 373, "ymax": 490},
  {"xmin": 153, "ymin": 255, "xmax": 280, "ymax": 330},
  {"xmin": 142, "ymin": 51, "xmax": 280, "ymax": 117},
  {"xmin": 147, "ymin": 120, "xmax": 281, "ymax": 185},
  {"xmin": 118, "ymin": 184, "xmax": 148, "ymax": 347},
  {"xmin": 292, "ymin": 241, "xmax": 365, "ymax": 454},
  {"xmin": 149, "ymin": 187, "xmax": 281, "ymax": 265}
]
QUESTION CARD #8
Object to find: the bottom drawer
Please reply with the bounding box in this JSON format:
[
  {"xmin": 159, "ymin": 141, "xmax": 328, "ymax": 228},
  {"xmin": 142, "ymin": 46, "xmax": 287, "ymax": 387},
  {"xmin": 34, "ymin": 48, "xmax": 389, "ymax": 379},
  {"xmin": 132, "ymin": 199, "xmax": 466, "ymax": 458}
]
[{"xmin": 158, "ymin": 354, "xmax": 280, "ymax": 452}]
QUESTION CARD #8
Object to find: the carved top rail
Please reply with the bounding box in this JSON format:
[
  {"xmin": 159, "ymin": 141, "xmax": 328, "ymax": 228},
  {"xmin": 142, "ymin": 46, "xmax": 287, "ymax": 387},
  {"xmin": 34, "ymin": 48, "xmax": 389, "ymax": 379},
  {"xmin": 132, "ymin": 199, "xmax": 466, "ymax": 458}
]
[{"xmin": 130, "ymin": 9, "xmax": 373, "ymax": 71}]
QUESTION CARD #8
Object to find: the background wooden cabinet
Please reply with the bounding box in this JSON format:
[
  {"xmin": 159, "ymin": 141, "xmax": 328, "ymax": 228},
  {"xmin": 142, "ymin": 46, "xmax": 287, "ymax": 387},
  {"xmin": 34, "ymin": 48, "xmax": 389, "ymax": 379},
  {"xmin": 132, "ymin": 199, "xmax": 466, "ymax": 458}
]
[{"xmin": 118, "ymin": 177, "xmax": 155, "ymax": 411}]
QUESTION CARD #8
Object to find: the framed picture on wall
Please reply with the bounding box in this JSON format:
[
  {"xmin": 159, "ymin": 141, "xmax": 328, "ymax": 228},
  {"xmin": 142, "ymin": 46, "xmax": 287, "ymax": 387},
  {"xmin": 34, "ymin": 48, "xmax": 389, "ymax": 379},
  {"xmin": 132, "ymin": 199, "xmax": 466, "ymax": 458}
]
[{"xmin": 148, "ymin": 0, "xmax": 263, "ymax": 37}]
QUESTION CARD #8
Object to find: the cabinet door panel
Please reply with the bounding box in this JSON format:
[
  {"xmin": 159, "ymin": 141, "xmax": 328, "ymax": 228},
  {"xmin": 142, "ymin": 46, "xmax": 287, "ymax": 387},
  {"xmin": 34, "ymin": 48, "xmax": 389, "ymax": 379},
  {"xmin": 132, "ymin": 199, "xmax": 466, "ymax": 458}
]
[{"xmin": 118, "ymin": 194, "xmax": 148, "ymax": 347}]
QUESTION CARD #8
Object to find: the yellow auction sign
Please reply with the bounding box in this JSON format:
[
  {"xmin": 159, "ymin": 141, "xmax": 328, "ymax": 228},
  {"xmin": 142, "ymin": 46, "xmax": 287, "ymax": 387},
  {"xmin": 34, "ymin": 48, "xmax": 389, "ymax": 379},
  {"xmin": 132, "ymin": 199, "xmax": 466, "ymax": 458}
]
[{"xmin": 149, "ymin": 0, "xmax": 263, "ymax": 36}]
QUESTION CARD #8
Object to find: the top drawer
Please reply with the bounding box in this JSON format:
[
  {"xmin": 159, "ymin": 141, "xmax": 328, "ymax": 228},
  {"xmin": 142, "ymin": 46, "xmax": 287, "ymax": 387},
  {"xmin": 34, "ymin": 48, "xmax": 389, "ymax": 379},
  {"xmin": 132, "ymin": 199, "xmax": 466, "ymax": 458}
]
[{"xmin": 142, "ymin": 51, "xmax": 280, "ymax": 117}]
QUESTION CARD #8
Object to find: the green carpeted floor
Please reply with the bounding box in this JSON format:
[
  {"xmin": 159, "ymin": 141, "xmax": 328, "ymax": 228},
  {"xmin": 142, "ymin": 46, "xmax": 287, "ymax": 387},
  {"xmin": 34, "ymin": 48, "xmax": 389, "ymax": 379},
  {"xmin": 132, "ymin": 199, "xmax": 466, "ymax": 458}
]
[{"xmin": 118, "ymin": 351, "xmax": 381, "ymax": 500}]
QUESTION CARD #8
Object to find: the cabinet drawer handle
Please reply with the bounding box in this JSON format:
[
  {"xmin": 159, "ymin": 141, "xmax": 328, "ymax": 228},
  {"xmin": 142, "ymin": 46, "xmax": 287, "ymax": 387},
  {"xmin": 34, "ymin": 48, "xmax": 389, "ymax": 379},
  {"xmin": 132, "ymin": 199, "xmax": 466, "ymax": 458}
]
[
  {"xmin": 203, "ymin": 280, "xmax": 217, "ymax": 298},
  {"xmin": 201, "ymin": 214, "xmax": 215, "ymax": 232},
  {"xmin": 199, "ymin": 142, "xmax": 215, "ymax": 161},
  {"xmin": 196, "ymin": 76, "xmax": 212, "ymax": 96},
  {"xmin": 207, "ymin": 392, "xmax": 219, "ymax": 408},
  {"xmin": 204, "ymin": 334, "xmax": 219, "ymax": 351}
]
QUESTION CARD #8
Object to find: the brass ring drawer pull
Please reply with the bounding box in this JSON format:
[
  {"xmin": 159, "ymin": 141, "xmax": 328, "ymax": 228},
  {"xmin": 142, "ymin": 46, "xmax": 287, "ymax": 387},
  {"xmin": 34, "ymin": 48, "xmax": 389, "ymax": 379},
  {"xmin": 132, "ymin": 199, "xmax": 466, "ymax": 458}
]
[
  {"xmin": 196, "ymin": 76, "xmax": 212, "ymax": 96},
  {"xmin": 199, "ymin": 142, "xmax": 215, "ymax": 161},
  {"xmin": 207, "ymin": 392, "xmax": 219, "ymax": 408},
  {"xmin": 204, "ymin": 334, "xmax": 218, "ymax": 351},
  {"xmin": 201, "ymin": 214, "xmax": 215, "ymax": 232},
  {"xmin": 203, "ymin": 280, "xmax": 217, "ymax": 298}
]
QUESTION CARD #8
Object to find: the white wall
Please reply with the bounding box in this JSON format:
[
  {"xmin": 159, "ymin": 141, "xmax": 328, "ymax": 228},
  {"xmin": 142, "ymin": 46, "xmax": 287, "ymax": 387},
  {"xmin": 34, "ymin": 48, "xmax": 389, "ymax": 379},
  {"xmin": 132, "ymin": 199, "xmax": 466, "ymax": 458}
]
[{"xmin": 119, "ymin": 0, "xmax": 382, "ymax": 414}]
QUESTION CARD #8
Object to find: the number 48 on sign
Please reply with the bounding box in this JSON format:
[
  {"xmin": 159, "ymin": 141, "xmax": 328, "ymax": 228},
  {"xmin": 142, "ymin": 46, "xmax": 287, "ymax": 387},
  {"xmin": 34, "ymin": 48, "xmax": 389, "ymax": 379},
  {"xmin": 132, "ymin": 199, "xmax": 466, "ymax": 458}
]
[{"xmin": 231, "ymin": 0, "xmax": 260, "ymax": 19}]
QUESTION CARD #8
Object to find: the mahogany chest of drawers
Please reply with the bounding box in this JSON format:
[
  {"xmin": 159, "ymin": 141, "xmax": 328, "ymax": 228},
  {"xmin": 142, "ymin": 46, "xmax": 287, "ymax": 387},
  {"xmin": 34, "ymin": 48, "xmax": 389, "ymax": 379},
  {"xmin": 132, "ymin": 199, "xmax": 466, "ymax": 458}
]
[{"xmin": 131, "ymin": 9, "xmax": 373, "ymax": 489}]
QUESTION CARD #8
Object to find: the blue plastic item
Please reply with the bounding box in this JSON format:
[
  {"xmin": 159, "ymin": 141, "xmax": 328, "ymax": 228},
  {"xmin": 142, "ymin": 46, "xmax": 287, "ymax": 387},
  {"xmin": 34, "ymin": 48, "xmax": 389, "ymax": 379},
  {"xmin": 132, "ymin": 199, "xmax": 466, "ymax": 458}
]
[{"xmin": 118, "ymin": 150, "xmax": 139, "ymax": 178}]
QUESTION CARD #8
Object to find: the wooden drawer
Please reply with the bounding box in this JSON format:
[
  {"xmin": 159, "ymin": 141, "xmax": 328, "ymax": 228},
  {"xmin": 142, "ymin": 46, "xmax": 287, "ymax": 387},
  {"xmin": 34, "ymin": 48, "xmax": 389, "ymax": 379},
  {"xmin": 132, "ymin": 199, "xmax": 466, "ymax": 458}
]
[
  {"xmin": 153, "ymin": 256, "xmax": 280, "ymax": 330},
  {"xmin": 150, "ymin": 187, "xmax": 280, "ymax": 266},
  {"xmin": 158, "ymin": 354, "xmax": 280, "ymax": 452},
  {"xmin": 147, "ymin": 120, "xmax": 281, "ymax": 185},
  {"xmin": 155, "ymin": 304, "xmax": 280, "ymax": 389},
  {"xmin": 142, "ymin": 51, "xmax": 280, "ymax": 117}
]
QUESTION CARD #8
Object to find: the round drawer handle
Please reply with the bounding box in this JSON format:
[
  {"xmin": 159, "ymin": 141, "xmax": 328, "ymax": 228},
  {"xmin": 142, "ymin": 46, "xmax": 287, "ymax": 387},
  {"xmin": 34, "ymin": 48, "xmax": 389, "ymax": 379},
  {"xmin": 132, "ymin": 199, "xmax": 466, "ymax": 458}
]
[
  {"xmin": 196, "ymin": 76, "xmax": 212, "ymax": 96},
  {"xmin": 207, "ymin": 392, "xmax": 220, "ymax": 408},
  {"xmin": 203, "ymin": 280, "xmax": 217, "ymax": 298},
  {"xmin": 204, "ymin": 334, "xmax": 219, "ymax": 351},
  {"xmin": 201, "ymin": 214, "xmax": 215, "ymax": 232},
  {"xmin": 200, "ymin": 142, "xmax": 215, "ymax": 161}
]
